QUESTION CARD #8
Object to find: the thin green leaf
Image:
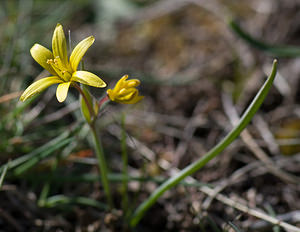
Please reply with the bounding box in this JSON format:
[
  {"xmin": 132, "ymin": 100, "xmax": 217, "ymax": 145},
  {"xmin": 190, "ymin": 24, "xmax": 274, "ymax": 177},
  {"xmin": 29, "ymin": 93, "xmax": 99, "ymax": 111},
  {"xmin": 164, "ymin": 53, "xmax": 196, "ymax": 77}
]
[
  {"xmin": 38, "ymin": 158, "xmax": 59, "ymax": 207},
  {"xmin": 206, "ymin": 216, "xmax": 222, "ymax": 232},
  {"xmin": 130, "ymin": 60, "xmax": 278, "ymax": 227},
  {"xmin": 0, "ymin": 123, "xmax": 82, "ymax": 174},
  {"xmin": 43, "ymin": 195, "xmax": 108, "ymax": 210},
  {"xmin": 38, "ymin": 182, "xmax": 51, "ymax": 207},
  {"xmin": 91, "ymin": 126, "xmax": 113, "ymax": 208},
  {"xmin": 13, "ymin": 137, "xmax": 73, "ymax": 175},
  {"xmin": 228, "ymin": 221, "xmax": 243, "ymax": 232},
  {"xmin": 265, "ymin": 204, "xmax": 281, "ymax": 232},
  {"xmin": 229, "ymin": 19, "xmax": 300, "ymax": 57},
  {"xmin": 0, "ymin": 130, "xmax": 70, "ymax": 173},
  {"xmin": 23, "ymin": 173, "xmax": 211, "ymax": 188},
  {"xmin": 0, "ymin": 163, "xmax": 8, "ymax": 189}
]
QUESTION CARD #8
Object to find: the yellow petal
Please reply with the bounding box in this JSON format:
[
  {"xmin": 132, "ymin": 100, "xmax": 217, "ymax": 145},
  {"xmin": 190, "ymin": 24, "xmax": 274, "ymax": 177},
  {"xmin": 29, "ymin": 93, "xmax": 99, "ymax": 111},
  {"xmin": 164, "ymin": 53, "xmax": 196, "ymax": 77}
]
[
  {"xmin": 52, "ymin": 24, "xmax": 68, "ymax": 68},
  {"xmin": 124, "ymin": 95, "xmax": 144, "ymax": 104},
  {"xmin": 72, "ymin": 71, "xmax": 106, "ymax": 88},
  {"xmin": 113, "ymin": 75, "xmax": 128, "ymax": 92},
  {"xmin": 20, "ymin": 76, "xmax": 63, "ymax": 101},
  {"xmin": 119, "ymin": 90, "xmax": 136, "ymax": 101},
  {"xmin": 118, "ymin": 88, "xmax": 135, "ymax": 98},
  {"xmin": 120, "ymin": 95, "xmax": 144, "ymax": 104},
  {"xmin": 126, "ymin": 79, "xmax": 140, "ymax": 88},
  {"xmin": 30, "ymin": 44, "xmax": 57, "ymax": 75},
  {"xmin": 106, "ymin": 89, "xmax": 115, "ymax": 101},
  {"xmin": 56, "ymin": 82, "xmax": 71, "ymax": 102},
  {"xmin": 70, "ymin": 36, "xmax": 95, "ymax": 71}
]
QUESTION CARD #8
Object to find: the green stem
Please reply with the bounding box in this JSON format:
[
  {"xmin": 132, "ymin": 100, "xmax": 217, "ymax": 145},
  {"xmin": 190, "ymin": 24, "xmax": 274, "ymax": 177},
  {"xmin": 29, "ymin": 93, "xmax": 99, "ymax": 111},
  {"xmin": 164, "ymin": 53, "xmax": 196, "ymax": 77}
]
[
  {"xmin": 38, "ymin": 155, "xmax": 59, "ymax": 207},
  {"xmin": 74, "ymin": 82, "xmax": 113, "ymax": 208},
  {"xmin": 98, "ymin": 95, "xmax": 109, "ymax": 110},
  {"xmin": 121, "ymin": 114, "xmax": 129, "ymax": 218},
  {"xmin": 130, "ymin": 60, "xmax": 278, "ymax": 227},
  {"xmin": 91, "ymin": 125, "xmax": 113, "ymax": 209}
]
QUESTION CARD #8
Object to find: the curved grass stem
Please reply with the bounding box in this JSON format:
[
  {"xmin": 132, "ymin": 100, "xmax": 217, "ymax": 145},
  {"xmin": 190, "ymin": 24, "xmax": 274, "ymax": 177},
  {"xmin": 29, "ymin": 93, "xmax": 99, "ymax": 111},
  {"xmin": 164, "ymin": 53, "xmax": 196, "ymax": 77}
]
[{"xmin": 130, "ymin": 60, "xmax": 278, "ymax": 227}]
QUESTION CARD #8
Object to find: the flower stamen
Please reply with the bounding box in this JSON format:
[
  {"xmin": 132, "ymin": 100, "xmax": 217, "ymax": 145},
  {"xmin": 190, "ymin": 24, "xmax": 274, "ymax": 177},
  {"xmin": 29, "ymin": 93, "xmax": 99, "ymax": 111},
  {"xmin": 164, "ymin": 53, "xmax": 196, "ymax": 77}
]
[{"xmin": 47, "ymin": 57, "xmax": 71, "ymax": 81}]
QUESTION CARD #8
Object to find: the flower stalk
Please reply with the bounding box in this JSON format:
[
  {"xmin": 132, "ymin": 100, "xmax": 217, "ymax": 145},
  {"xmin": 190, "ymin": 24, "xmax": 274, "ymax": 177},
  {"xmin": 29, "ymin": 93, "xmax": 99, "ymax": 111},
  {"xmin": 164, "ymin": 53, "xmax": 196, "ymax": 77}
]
[
  {"xmin": 91, "ymin": 125, "xmax": 113, "ymax": 209},
  {"xmin": 75, "ymin": 83, "xmax": 113, "ymax": 208}
]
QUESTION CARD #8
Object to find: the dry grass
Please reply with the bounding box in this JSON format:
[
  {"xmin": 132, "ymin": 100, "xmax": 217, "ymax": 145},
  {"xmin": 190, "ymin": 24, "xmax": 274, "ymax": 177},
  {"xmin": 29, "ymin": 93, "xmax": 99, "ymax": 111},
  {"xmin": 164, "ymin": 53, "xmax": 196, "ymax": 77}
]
[{"xmin": 0, "ymin": 0, "xmax": 299, "ymax": 231}]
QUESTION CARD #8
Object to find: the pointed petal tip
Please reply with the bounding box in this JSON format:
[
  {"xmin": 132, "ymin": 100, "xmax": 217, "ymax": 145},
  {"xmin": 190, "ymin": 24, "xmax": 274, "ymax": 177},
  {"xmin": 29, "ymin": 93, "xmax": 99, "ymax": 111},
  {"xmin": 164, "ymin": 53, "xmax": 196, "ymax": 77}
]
[
  {"xmin": 69, "ymin": 36, "xmax": 96, "ymax": 71},
  {"xmin": 19, "ymin": 95, "xmax": 25, "ymax": 102},
  {"xmin": 52, "ymin": 23, "xmax": 69, "ymax": 68},
  {"xmin": 72, "ymin": 71, "xmax": 107, "ymax": 88},
  {"xmin": 57, "ymin": 97, "xmax": 64, "ymax": 103},
  {"xmin": 93, "ymin": 80, "xmax": 106, "ymax": 88},
  {"xmin": 54, "ymin": 23, "xmax": 63, "ymax": 33},
  {"xmin": 130, "ymin": 95, "xmax": 144, "ymax": 104},
  {"xmin": 89, "ymin": 36, "xmax": 95, "ymax": 42}
]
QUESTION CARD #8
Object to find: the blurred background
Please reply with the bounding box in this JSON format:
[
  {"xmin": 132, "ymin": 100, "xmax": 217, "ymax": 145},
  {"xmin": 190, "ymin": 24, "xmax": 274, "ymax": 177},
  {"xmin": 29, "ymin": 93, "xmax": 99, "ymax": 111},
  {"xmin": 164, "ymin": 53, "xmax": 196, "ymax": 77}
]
[{"xmin": 0, "ymin": 0, "xmax": 300, "ymax": 231}]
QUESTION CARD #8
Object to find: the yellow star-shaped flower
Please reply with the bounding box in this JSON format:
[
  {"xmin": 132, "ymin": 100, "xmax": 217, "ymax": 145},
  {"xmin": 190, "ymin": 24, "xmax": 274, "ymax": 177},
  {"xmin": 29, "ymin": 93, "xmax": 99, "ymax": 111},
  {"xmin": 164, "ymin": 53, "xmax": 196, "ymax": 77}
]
[{"xmin": 20, "ymin": 24, "xmax": 106, "ymax": 102}]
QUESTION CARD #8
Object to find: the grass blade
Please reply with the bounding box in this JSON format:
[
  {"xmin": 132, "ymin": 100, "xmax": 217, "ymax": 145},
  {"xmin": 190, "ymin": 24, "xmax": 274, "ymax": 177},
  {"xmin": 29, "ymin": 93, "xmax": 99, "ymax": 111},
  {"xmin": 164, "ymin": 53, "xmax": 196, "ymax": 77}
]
[
  {"xmin": 229, "ymin": 19, "xmax": 300, "ymax": 57},
  {"xmin": 0, "ymin": 163, "xmax": 8, "ymax": 189},
  {"xmin": 130, "ymin": 60, "xmax": 278, "ymax": 227},
  {"xmin": 13, "ymin": 137, "xmax": 73, "ymax": 175},
  {"xmin": 228, "ymin": 221, "xmax": 243, "ymax": 232},
  {"xmin": 43, "ymin": 195, "xmax": 108, "ymax": 210},
  {"xmin": 0, "ymin": 130, "xmax": 70, "ymax": 173}
]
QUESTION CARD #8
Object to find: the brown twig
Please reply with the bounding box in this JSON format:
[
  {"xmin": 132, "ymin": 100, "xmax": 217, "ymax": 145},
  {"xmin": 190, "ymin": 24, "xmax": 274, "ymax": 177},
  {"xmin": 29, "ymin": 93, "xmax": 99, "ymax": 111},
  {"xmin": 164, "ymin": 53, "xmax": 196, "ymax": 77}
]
[{"xmin": 0, "ymin": 91, "xmax": 22, "ymax": 103}]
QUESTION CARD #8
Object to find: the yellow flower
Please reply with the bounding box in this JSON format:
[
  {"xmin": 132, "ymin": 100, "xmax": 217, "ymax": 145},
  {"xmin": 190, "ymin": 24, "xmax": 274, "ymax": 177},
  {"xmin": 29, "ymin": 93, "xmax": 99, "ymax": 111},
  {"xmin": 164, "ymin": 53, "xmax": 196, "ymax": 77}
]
[
  {"xmin": 20, "ymin": 24, "xmax": 106, "ymax": 103},
  {"xmin": 107, "ymin": 75, "xmax": 143, "ymax": 104}
]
